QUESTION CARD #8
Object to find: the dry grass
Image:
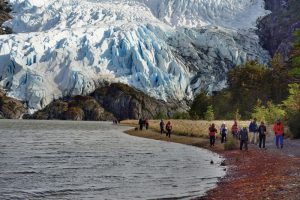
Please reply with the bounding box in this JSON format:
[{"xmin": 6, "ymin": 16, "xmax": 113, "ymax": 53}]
[
  {"xmin": 121, "ymin": 120, "xmax": 250, "ymax": 138},
  {"xmin": 125, "ymin": 129, "xmax": 209, "ymax": 147}
]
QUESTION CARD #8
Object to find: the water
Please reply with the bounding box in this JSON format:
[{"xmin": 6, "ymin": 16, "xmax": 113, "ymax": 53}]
[{"xmin": 0, "ymin": 120, "xmax": 226, "ymax": 200}]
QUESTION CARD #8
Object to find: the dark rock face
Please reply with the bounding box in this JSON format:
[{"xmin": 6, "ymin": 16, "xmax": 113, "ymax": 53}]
[
  {"xmin": 258, "ymin": 0, "xmax": 300, "ymax": 59},
  {"xmin": 264, "ymin": 0, "xmax": 288, "ymax": 11},
  {"xmin": 92, "ymin": 83, "xmax": 177, "ymax": 120},
  {"xmin": 26, "ymin": 96, "xmax": 115, "ymax": 121},
  {"xmin": 0, "ymin": 0, "xmax": 11, "ymax": 34},
  {"xmin": 0, "ymin": 88, "xmax": 26, "ymax": 119},
  {"xmin": 26, "ymin": 83, "xmax": 179, "ymax": 121}
]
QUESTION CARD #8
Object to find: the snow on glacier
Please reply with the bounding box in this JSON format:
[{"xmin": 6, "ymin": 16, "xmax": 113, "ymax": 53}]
[
  {"xmin": 139, "ymin": 0, "xmax": 269, "ymax": 29},
  {"xmin": 0, "ymin": 0, "xmax": 270, "ymax": 110}
]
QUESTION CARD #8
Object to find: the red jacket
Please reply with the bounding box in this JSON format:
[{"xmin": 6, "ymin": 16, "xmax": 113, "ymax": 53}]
[
  {"xmin": 273, "ymin": 123, "xmax": 284, "ymax": 135},
  {"xmin": 209, "ymin": 127, "xmax": 217, "ymax": 136},
  {"xmin": 231, "ymin": 124, "xmax": 239, "ymax": 133}
]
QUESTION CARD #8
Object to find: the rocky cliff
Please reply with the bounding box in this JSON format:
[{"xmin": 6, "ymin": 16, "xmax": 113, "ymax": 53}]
[
  {"xmin": 0, "ymin": 88, "xmax": 25, "ymax": 119},
  {"xmin": 25, "ymin": 95, "xmax": 115, "ymax": 121},
  {"xmin": 25, "ymin": 83, "xmax": 180, "ymax": 120},
  {"xmin": 92, "ymin": 83, "xmax": 184, "ymax": 120},
  {"xmin": 258, "ymin": 0, "xmax": 300, "ymax": 59},
  {"xmin": 0, "ymin": 0, "xmax": 11, "ymax": 34}
]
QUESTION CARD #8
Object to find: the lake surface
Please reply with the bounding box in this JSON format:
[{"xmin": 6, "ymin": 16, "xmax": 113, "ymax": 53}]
[{"xmin": 0, "ymin": 120, "xmax": 225, "ymax": 200}]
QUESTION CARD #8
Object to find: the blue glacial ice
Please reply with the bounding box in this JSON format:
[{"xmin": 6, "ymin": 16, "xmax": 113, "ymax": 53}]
[{"xmin": 0, "ymin": 0, "xmax": 270, "ymax": 110}]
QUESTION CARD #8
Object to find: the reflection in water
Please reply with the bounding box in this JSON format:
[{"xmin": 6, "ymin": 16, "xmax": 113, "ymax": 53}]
[{"xmin": 0, "ymin": 120, "xmax": 225, "ymax": 199}]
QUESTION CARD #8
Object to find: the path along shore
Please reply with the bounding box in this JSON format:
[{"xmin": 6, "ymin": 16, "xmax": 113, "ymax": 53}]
[{"xmin": 123, "ymin": 127, "xmax": 300, "ymax": 200}]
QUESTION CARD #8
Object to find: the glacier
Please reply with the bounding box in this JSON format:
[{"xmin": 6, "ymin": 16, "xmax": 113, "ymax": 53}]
[{"xmin": 0, "ymin": 0, "xmax": 270, "ymax": 110}]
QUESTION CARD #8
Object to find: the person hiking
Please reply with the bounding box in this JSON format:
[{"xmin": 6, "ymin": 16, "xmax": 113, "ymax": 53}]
[
  {"xmin": 273, "ymin": 119, "xmax": 284, "ymax": 149},
  {"xmin": 165, "ymin": 121, "xmax": 172, "ymax": 138},
  {"xmin": 145, "ymin": 119, "xmax": 149, "ymax": 130},
  {"xmin": 258, "ymin": 121, "xmax": 267, "ymax": 149},
  {"xmin": 138, "ymin": 118, "xmax": 144, "ymax": 130},
  {"xmin": 159, "ymin": 119, "xmax": 165, "ymax": 134},
  {"xmin": 249, "ymin": 118, "xmax": 258, "ymax": 144},
  {"xmin": 239, "ymin": 126, "xmax": 249, "ymax": 151},
  {"xmin": 231, "ymin": 120, "xmax": 239, "ymax": 139},
  {"xmin": 209, "ymin": 123, "xmax": 217, "ymax": 147},
  {"xmin": 220, "ymin": 122, "xmax": 227, "ymax": 143}
]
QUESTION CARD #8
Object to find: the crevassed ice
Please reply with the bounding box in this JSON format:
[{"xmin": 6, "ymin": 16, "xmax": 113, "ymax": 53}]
[
  {"xmin": 0, "ymin": 0, "xmax": 269, "ymax": 110},
  {"xmin": 6, "ymin": 0, "xmax": 268, "ymax": 31}
]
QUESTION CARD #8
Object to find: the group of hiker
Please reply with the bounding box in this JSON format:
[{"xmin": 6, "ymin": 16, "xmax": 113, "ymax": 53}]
[
  {"xmin": 208, "ymin": 118, "xmax": 285, "ymax": 150},
  {"xmin": 159, "ymin": 119, "xmax": 172, "ymax": 138},
  {"xmin": 137, "ymin": 117, "xmax": 285, "ymax": 149},
  {"xmin": 138, "ymin": 118, "xmax": 173, "ymax": 138},
  {"xmin": 138, "ymin": 118, "xmax": 149, "ymax": 130}
]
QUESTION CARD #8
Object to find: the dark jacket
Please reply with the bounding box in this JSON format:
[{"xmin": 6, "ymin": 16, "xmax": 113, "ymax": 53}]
[
  {"xmin": 258, "ymin": 125, "xmax": 267, "ymax": 136},
  {"xmin": 249, "ymin": 121, "xmax": 258, "ymax": 132},
  {"xmin": 160, "ymin": 121, "xmax": 165, "ymax": 129},
  {"xmin": 239, "ymin": 128, "xmax": 248, "ymax": 141}
]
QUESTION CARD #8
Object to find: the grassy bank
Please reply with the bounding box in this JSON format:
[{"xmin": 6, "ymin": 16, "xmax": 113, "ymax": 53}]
[{"xmin": 122, "ymin": 119, "xmax": 250, "ymax": 138}]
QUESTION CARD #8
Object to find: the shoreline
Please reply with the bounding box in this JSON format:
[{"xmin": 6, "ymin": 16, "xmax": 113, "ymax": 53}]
[{"xmin": 124, "ymin": 127, "xmax": 300, "ymax": 200}]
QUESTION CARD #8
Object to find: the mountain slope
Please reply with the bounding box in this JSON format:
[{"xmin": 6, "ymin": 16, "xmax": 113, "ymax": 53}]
[
  {"xmin": 0, "ymin": 0, "xmax": 270, "ymax": 111},
  {"xmin": 258, "ymin": 0, "xmax": 300, "ymax": 59}
]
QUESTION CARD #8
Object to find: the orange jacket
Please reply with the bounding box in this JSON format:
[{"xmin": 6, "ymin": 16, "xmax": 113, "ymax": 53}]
[{"xmin": 273, "ymin": 123, "xmax": 284, "ymax": 135}]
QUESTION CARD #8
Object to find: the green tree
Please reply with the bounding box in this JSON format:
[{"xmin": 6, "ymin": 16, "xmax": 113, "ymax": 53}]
[
  {"xmin": 270, "ymin": 53, "xmax": 289, "ymax": 103},
  {"xmin": 189, "ymin": 92, "xmax": 211, "ymax": 119},
  {"xmin": 252, "ymin": 100, "xmax": 267, "ymax": 122},
  {"xmin": 266, "ymin": 102, "xmax": 286, "ymax": 123},
  {"xmin": 204, "ymin": 105, "xmax": 215, "ymax": 121},
  {"xmin": 283, "ymin": 84, "xmax": 300, "ymax": 138},
  {"xmin": 228, "ymin": 61, "xmax": 270, "ymax": 118},
  {"xmin": 283, "ymin": 83, "xmax": 300, "ymax": 114},
  {"xmin": 211, "ymin": 90, "xmax": 233, "ymax": 119},
  {"xmin": 252, "ymin": 101, "xmax": 285, "ymax": 124}
]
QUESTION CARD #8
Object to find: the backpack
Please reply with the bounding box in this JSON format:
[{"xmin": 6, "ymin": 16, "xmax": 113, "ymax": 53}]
[
  {"xmin": 166, "ymin": 123, "xmax": 171, "ymax": 130},
  {"xmin": 221, "ymin": 128, "xmax": 227, "ymax": 135}
]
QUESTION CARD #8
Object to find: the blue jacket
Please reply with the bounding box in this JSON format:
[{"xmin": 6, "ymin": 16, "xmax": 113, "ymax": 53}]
[
  {"xmin": 249, "ymin": 121, "xmax": 258, "ymax": 132},
  {"xmin": 239, "ymin": 128, "xmax": 248, "ymax": 141}
]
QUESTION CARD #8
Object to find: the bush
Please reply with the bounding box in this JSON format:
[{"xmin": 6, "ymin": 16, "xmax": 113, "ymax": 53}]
[
  {"xmin": 234, "ymin": 109, "xmax": 242, "ymax": 120},
  {"xmin": 252, "ymin": 101, "xmax": 286, "ymax": 124},
  {"xmin": 266, "ymin": 102, "xmax": 286, "ymax": 123},
  {"xmin": 173, "ymin": 112, "xmax": 190, "ymax": 119},
  {"xmin": 224, "ymin": 134, "xmax": 238, "ymax": 150},
  {"xmin": 204, "ymin": 105, "xmax": 214, "ymax": 121},
  {"xmin": 153, "ymin": 112, "xmax": 167, "ymax": 120}
]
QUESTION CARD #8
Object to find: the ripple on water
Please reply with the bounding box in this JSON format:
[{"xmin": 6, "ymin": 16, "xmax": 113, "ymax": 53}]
[{"xmin": 0, "ymin": 120, "xmax": 226, "ymax": 199}]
